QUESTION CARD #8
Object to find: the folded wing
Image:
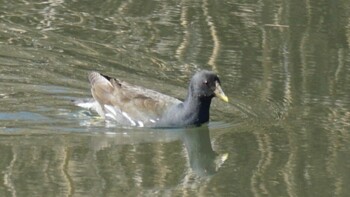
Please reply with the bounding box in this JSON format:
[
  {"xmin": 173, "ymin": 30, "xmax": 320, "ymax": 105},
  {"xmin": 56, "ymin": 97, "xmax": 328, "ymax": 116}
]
[{"xmin": 88, "ymin": 72, "xmax": 181, "ymax": 127}]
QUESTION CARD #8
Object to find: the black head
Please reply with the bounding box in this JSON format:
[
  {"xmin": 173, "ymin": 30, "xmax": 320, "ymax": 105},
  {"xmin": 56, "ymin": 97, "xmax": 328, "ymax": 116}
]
[{"xmin": 189, "ymin": 70, "xmax": 228, "ymax": 102}]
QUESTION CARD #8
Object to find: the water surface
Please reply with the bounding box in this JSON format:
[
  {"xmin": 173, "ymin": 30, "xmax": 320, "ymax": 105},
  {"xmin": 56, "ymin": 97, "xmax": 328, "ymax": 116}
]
[{"xmin": 0, "ymin": 0, "xmax": 350, "ymax": 196}]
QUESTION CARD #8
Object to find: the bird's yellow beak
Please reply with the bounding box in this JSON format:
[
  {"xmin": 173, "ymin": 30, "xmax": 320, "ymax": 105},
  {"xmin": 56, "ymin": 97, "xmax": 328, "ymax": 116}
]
[{"xmin": 214, "ymin": 81, "xmax": 229, "ymax": 102}]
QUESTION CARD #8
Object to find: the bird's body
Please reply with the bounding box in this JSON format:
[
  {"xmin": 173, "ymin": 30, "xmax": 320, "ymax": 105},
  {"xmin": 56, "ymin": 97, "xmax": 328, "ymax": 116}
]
[{"xmin": 75, "ymin": 70, "xmax": 228, "ymax": 128}]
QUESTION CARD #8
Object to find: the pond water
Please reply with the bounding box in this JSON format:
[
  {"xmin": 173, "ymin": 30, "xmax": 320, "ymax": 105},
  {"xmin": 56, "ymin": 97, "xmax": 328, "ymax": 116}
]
[{"xmin": 1, "ymin": 0, "xmax": 350, "ymax": 196}]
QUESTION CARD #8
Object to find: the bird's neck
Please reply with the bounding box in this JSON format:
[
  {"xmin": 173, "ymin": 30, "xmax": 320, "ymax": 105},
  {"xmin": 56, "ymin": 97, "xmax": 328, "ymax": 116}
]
[{"xmin": 183, "ymin": 92, "xmax": 212, "ymax": 124}]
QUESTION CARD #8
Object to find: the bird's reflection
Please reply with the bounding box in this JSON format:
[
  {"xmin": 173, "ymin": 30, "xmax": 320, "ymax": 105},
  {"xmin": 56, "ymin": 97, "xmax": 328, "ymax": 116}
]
[
  {"xmin": 89, "ymin": 125, "xmax": 228, "ymax": 177},
  {"xmin": 181, "ymin": 126, "xmax": 227, "ymax": 176}
]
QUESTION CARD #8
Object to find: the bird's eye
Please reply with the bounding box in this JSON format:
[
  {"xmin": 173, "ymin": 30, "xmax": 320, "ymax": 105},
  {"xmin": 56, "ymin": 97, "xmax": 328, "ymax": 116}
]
[{"xmin": 203, "ymin": 80, "xmax": 208, "ymax": 85}]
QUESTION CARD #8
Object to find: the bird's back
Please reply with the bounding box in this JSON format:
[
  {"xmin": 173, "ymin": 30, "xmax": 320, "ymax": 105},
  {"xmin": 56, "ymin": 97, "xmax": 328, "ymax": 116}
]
[{"xmin": 88, "ymin": 72, "xmax": 181, "ymax": 127}]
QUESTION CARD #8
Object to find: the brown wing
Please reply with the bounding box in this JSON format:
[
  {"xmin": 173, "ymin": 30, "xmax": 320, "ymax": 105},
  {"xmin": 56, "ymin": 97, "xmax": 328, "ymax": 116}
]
[{"xmin": 88, "ymin": 72, "xmax": 181, "ymax": 123}]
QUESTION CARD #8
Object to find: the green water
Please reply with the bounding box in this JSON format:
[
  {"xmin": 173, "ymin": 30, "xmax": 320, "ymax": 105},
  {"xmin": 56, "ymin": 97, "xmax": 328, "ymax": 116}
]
[{"xmin": 0, "ymin": 0, "xmax": 349, "ymax": 196}]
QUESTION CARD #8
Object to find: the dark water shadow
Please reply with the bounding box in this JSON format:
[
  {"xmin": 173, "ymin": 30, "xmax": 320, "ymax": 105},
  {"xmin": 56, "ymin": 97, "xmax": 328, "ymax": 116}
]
[
  {"xmin": 87, "ymin": 125, "xmax": 228, "ymax": 177},
  {"xmin": 181, "ymin": 126, "xmax": 227, "ymax": 176}
]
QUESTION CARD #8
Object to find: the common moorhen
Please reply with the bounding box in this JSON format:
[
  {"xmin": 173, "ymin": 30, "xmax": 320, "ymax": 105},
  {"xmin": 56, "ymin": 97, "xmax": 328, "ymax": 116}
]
[{"xmin": 76, "ymin": 70, "xmax": 228, "ymax": 127}]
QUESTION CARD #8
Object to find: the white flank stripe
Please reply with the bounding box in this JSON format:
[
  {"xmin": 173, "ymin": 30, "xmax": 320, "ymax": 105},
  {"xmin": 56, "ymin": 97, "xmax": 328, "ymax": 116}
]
[
  {"xmin": 104, "ymin": 105, "xmax": 117, "ymax": 116},
  {"xmin": 105, "ymin": 113, "xmax": 117, "ymax": 121},
  {"xmin": 137, "ymin": 121, "xmax": 144, "ymax": 127},
  {"xmin": 122, "ymin": 112, "xmax": 136, "ymax": 126}
]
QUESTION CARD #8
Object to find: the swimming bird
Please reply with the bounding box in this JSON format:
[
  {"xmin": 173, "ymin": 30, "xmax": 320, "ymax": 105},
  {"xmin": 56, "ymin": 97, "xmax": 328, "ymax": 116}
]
[{"xmin": 75, "ymin": 70, "xmax": 228, "ymax": 128}]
